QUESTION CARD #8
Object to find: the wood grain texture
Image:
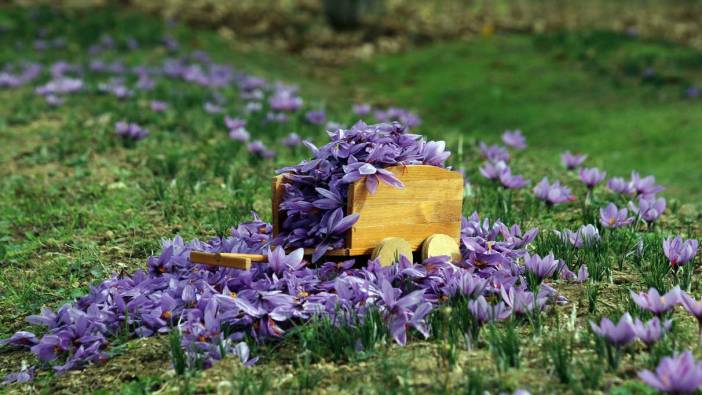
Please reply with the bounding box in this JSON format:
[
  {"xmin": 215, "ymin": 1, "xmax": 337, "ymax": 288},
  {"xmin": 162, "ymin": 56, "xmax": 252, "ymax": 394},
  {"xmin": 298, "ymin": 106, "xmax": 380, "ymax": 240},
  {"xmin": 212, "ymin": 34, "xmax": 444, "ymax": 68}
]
[
  {"xmin": 347, "ymin": 165, "xmax": 463, "ymax": 252},
  {"xmin": 189, "ymin": 251, "xmax": 260, "ymax": 270},
  {"xmin": 272, "ymin": 165, "xmax": 464, "ymax": 257}
]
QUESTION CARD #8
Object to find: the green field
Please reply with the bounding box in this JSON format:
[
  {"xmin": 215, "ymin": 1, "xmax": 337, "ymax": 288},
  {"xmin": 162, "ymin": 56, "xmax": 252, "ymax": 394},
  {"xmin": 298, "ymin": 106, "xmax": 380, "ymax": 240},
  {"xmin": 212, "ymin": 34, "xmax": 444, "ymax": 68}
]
[{"xmin": 0, "ymin": 6, "xmax": 701, "ymax": 394}]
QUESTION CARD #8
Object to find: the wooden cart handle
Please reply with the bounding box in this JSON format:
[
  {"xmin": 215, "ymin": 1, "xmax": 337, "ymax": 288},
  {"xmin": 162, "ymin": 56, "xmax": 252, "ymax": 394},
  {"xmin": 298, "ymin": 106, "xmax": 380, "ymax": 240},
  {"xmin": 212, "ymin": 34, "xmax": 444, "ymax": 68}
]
[{"xmin": 189, "ymin": 251, "xmax": 267, "ymax": 270}]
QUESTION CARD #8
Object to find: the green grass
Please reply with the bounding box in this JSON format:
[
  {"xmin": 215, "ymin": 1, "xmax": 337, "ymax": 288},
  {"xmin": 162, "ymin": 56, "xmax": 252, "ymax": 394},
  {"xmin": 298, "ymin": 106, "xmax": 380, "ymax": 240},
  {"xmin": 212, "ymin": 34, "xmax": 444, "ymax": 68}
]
[
  {"xmin": 344, "ymin": 31, "xmax": 702, "ymax": 201},
  {"xmin": 0, "ymin": 5, "xmax": 701, "ymax": 394}
]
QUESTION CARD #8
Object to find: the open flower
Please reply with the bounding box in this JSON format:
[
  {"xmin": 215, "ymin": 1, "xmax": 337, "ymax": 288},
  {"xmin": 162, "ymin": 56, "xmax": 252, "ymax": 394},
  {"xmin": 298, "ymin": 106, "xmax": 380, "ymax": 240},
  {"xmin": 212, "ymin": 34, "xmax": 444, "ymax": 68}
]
[
  {"xmin": 639, "ymin": 351, "xmax": 702, "ymax": 394},
  {"xmin": 607, "ymin": 177, "xmax": 633, "ymax": 195},
  {"xmin": 631, "ymin": 287, "xmax": 681, "ymax": 315},
  {"xmin": 630, "ymin": 195, "xmax": 666, "ymax": 224},
  {"xmin": 561, "ymin": 151, "xmax": 587, "ymax": 170},
  {"xmin": 524, "ymin": 252, "xmax": 560, "ymax": 281},
  {"xmin": 589, "ymin": 313, "xmax": 636, "ymax": 347},
  {"xmin": 579, "ymin": 167, "xmax": 606, "ymax": 189},
  {"xmin": 663, "ymin": 236, "xmax": 698, "ymax": 268},
  {"xmin": 479, "ymin": 142, "xmax": 510, "ymax": 163},
  {"xmin": 556, "ymin": 224, "xmax": 600, "ymax": 248},
  {"xmin": 599, "ymin": 203, "xmax": 633, "ymax": 228},
  {"xmin": 501, "ymin": 129, "xmax": 527, "ymax": 150},
  {"xmin": 633, "ymin": 317, "xmax": 671, "ymax": 347},
  {"xmin": 533, "ymin": 178, "xmax": 575, "ymax": 206}
]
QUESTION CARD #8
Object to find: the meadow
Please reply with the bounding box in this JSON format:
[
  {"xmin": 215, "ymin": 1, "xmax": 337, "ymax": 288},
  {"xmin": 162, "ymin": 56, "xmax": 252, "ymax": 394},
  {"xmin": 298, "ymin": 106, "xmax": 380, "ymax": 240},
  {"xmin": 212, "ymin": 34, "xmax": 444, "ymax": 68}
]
[{"xmin": 0, "ymin": 6, "xmax": 701, "ymax": 394}]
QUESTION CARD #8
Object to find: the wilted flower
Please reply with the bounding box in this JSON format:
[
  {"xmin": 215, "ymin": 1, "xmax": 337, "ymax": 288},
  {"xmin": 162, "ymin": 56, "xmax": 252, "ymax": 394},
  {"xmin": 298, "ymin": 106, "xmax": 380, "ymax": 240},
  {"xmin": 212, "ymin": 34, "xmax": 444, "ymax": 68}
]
[
  {"xmin": 2, "ymin": 366, "xmax": 34, "ymax": 385},
  {"xmin": 501, "ymin": 129, "xmax": 527, "ymax": 150},
  {"xmin": 533, "ymin": 178, "xmax": 575, "ymax": 206},
  {"xmin": 663, "ymin": 236, "xmax": 698, "ymax": 268},
  {"xmin": 589, "ymin": 313, "xmax": 636, "ymax": 347},
  {"xmin": 638, "ymin": 351, "xmax": 702, "ymax": 394},
  {"xmin": 630, "ymin": 287, "xmax": 680, "ymax": 315},
  {"xmin": 561, "ymin": 151, "xmax": 587, "ymax": 170},
  {"xmin": 579, "ymin": 167, "xmax": 606, "ymax": 189},
  {"xmin": 599, "ymin": 203, "xmax": 633, "ymax": 228}
]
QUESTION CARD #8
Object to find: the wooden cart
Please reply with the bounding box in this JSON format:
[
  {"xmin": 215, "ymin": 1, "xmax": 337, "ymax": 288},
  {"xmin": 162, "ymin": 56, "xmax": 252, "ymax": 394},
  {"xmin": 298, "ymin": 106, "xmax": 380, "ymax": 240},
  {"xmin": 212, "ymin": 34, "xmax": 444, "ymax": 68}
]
[{"xmin": 190, "ymin": 165, "xmax": 464, "ymax": 269}]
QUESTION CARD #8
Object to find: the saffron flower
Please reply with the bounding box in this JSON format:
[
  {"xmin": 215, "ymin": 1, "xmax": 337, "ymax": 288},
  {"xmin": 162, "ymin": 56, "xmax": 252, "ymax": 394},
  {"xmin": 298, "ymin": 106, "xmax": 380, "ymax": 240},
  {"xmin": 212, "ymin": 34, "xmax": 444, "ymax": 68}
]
[
  {"xmin": 533, "ymin": 178, "xmax": 575, "ymax": 206},
  {"xmin": 479, "ymin": 161, "xmax": 508, "ymax": 181},
  {"xmin": 630, "ymin": 287, "xmax": 680, "ymax": 315},
  {"xmin": 630, "ymin": 195, "xmax": 666, "ymax": 224},
  {"xmin": 561, "ymin": 151, "xmax": 587, "ymax": 170},
  {"xmin": 524, "ymin": 252, "xmax": 560, "ymax": 281},
  {"xmin": 468, "ymin": 296, "xmax": 512, "ymax": 325},
  {"xmin": 305, "ymin": 110, "xmax": 326, "ymax": 125},
  {"xmin": 479, "ymin": 142, "xmax": 510, "ymax": 163},
  {"xmin": 681, "ymin": 292, "xmax": 702, "ymax": 336},
  {"xmin": 150, "ymin": 100, "xmax": 168, "ymax": 112},
  {"xmin": 282, "ymin": 133, "xmax": 302, "ymax": 148},
  {"xmin": 638, "ymin": 351, "xmax": 702, "ymax": 394},
  {"xmin": 556, "ymin": 224, "xmax": 600, "ymax": 248},
  {"xmin": 607, "ymin": 177, "xmax": 633, "ymax": 195},
  {"xmin": 501, "ymin": 129, "xmax": 527, "ymax": 150},
  {"xmin": 115, "ymin": 121, "xmax": 149, "ymax": 140},
  {"xmin": 589, "ymin": 313, "xmax": 636, "ymax": 347},
  {"xmin": 629, "ymin": 171, "xmax": 664, "ymax": 197},
  {"xmin": 663, "ymin": 236, "xmax": 698, "ymax": 268},
  {"xmin": 599, "ymin": 203, "xmax": 633, "ymax": 228},
  {"xmin": 247, "ymin": 140, "xmax": 275, "ymax": 159},
  {"xmin": 579, "ymin": 167, "xmax": 606, "ymax": 189},
  {"xmin": 633, "ymin": 317, "xmax": 671, "ymax": 347},
  {"xmin": 352, "ymin": 103, "xmax": 371, "ymax": 116},
  {"xmin": 499, "ymin": 169, "xmax": 528, "ymax": 189}
]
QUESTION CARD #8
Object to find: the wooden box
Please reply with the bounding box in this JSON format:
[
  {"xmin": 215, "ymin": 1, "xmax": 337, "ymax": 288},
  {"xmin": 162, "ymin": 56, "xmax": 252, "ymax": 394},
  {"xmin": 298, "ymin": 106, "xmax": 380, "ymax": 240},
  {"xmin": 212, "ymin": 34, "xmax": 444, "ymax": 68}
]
[{"xmin": 272, "ymin": 165, "xmax": 464, "ymax": 257}]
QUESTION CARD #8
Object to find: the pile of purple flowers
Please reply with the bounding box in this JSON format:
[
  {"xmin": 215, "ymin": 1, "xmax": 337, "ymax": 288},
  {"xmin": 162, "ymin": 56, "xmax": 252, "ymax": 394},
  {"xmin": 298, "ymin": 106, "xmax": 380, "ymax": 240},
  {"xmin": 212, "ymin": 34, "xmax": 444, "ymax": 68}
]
[
  {"xmin": 1, "ymin": 210, "xmax": 572, "ymax": 381},
  {"xmin": 275, "ymin": 121, "xmax": 451, "ymax": 261}
]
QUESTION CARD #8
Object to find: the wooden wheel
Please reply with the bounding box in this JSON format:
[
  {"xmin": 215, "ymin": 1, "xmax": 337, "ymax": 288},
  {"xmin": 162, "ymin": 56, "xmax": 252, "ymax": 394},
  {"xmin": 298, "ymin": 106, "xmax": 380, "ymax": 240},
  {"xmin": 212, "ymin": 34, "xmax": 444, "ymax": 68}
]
[
  {"xmin": 421, "ymin": 234, "xmax": 461, "ymax": 263},
  {"xmin": 371, "ymin": 237, "xmax": 413, "ymax": 267}
]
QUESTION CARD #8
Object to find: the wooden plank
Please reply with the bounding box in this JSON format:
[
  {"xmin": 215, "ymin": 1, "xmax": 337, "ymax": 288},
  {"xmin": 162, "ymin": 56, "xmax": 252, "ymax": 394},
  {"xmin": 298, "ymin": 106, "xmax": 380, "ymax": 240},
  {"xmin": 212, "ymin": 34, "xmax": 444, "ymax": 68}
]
[
  {"xmin": 349, "ymin": 222, "xmax": 462, "ymax": 252},
  {"xmin": 347, "ymin": 165, "xmax": 464, "ymax": 252},
  {"xmin": 189, "ymin": 251, "xmax": 258, "ymax": 270}
]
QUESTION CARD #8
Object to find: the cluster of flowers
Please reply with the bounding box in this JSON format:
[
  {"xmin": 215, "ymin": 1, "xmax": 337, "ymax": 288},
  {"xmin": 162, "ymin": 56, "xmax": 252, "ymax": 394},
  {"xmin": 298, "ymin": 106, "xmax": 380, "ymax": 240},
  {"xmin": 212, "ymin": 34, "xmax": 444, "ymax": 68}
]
[
  {"xmin": 1, "ymin": 211, "xmax": 584, "ymax": 383},
  {"xmin": 590, "ymin": 287, "xmax": 702, "ymax": 393},
  {"xmin": 478, "ymin": 130, "xmax": 529, "ymax": 190},
  {"xmin": 274, "ymin": 121, "xmax": 450, "ymax": 261}
]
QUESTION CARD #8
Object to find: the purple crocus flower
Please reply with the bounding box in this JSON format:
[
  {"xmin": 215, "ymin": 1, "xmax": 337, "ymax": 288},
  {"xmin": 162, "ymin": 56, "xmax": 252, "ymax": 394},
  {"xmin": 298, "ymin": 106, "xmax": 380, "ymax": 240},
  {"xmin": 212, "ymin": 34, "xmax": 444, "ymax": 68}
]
[
  {"xmin": 342, "ymin": 158, "xmax": 404, "ymax": 195},
  {"xmin": 589, "ymin": 313, "xmax": 636, "ymax": 347},
  {"xmin": 150, "ymin": 100, "xmax": 168, "ymax": 112},
  {"xmin": 501, "ymin": 129, "xmax": 527, "ymax": 150},
  {"xmin": 499, "ymin": 168, "xmax": 528, "ymax": 189},
  {"xmin": 379, "ymin": 280, "xmax": 431, "ymax": 345},
  {"xmin": 638, "ymin": 351, "xmax": 702, "ymax": 394},
  {"xmin": 229, "ymin": 128, "xmax": 250, "ymax": 142},
  {"xmin": 630, "ymin": 287, "xmax": 681, "ymax": 316},
  {"xmin": 0, "ymin": 331, "xmax": 38, "ymax": 348},
  {"xmin": 247, "ymin": 140, "xmax": 275, "ymax": 159},
  {"xmin": 579, "ymin": 167, "xmax": 606, "ymax": 189},
  {"xmin": 266, "ymin": 246, "xmax": 305, "ymax": 275},
  {"xmin": 524, "ymin": 252, "xmax": 560, "ymax": 280},
  {"xmin": 479, "ymin": 161, "xmax": 508, "ymax": 181},
  {"xmin": 305, "ymin": 110, "xmax": 326, "ymax": 125},
  {"xmin": 629, "ymin": 172, "xmax": 664, "ymax": 197},
  {"xmin": 633, "ymin": 317, "xmax": 671, "ymax": 347},
  {"xmin": 681, "ymin": 292, "xmax": 702, "ymax": 335},
  {"xmin": 353, "ymin": 103, "xmax": 371, "ymax": 116},
  {"xmin": 556, "ymin": 224, "xmax": 600, "ymax": 248},
  {"xmin": 479, "ymin": 142, "xmax": 510, "ymax": 163},
  {"xmin": 468, "ymin": 296, "xmax": 512, "ymax": 325},
  {"xmin": 115, "ymin": 121, "xmax": 149, "ymax": 141},
  {"xmin": 599, "ymin": 203, "xmax": 633, "ymax": 228},
  {"xmin": 533, "ymin": 178, "xmax": 575, "ymax": 206},
  {"xmin": 630, "ymin": 195, "xmax": 666, "ymax": 224},
  {"xmin": 663, "ymin": 236, "xmax": 699, "ymax": 268},
  {"xmin": 2, "ymin": 366, "xmax": 34, "ymax": 384},
  {"xmin": 282, "ymin": 133, "xmax": 302, "ymax": 148},
  {"xmin": 607, "ymin": 177, "xmax": 633, "ymax": 195},
  {"xmin": 561, "ymin": 151, "xmax": 587, "ymax": 170}
]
